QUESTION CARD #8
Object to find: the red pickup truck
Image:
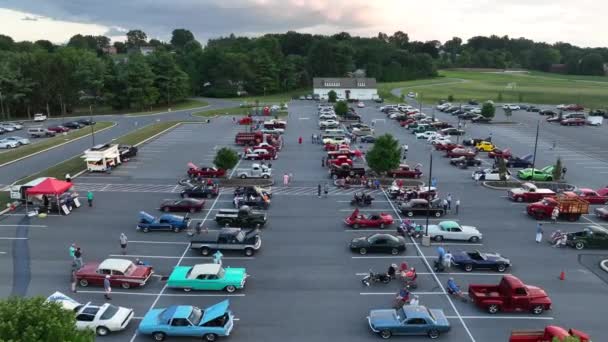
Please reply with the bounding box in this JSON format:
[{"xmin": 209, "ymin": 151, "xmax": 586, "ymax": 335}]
[
  {"xmin": 510, "ymin": 326, "xmax": 590, "ymax": 342},
  {"xmin": 235, "ymin": 132, "xmax": 264, "ymax": 146},
  {"xmin": 508, "ymin": 183, "xmax": 555, "ymax": 202},
  {"xmin": 328, "ymin": 156, "xmax": 353, "ymax": 167},
  {"xmin": 468, "ymin": 275, "xmax": 552, "ymax": 315},
  {"xmin": 526, "ymin": 195, "xmax": 589, "ymax": 221}
]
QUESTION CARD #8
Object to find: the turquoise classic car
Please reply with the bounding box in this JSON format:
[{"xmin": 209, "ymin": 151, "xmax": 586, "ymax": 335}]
[
  {"xmin": 167, "ymin": 263, "xmax": 247, "ymax": 293},
  {"xmin": 138, "ymin": 300, "xmax": 234, "ymax": 341},
  {"xmin": 367, "ymin": 305, "xmax": 450, "ymax": 339}
]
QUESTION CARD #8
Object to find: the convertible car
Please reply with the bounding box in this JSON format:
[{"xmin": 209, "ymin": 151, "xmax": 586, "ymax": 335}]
[
  {"xmin": 167, "ymin": 263, "xmax": 247, "ymax": 292},
  {"xmin": 160, "ymin": 198, "xmax": 205, "ymax": 213},
  {"xmin": 452, "ymin": 250, "xmax": 511, "ymax": 272},
  {"xmin": 367, "ymin": 305, "xmax": 450, "ymax": 339},
  {"xmin": 349, "ymin": 233, "xmax": 406, "ymax": 255},
  {"xmin": 344, "ymin": 208, "xmax": 394, "ymax": 229}
]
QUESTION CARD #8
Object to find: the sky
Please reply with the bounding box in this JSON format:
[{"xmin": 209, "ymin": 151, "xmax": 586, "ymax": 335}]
[{"xmin": 0, "ymin": 0, "xmax": 606, "ymax": 47}]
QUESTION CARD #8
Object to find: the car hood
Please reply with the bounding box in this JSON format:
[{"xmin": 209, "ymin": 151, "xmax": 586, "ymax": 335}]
[
  {"xmin": 368, "ymin": 309, "xmax": 399, "ymax": 327},
  {"xmin": 350, "ymin": 237, "xmax": 368, "ymax": 246},
  {"xmin": 138, "ymin": 308, "xmax": 164, "ymax": 332},
  {"xmin": 202, "ymin": 300, "xmax": 230, "ymax": 324},
  {"xmin": 461, "ymin": 225, "xmax": 480, "ymax": 234},
  {"xmin": 525, "ymin": 285, "xmax": 549, "ymax": 299},
  {"xmin": 429, "ymin": 309, "xmax": 450, "ymax": 328}
]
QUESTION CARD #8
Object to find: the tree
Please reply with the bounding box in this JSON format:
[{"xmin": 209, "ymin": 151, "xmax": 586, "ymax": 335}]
[
  {"xmin": 124, "ymin": 54, "xmax": 159, "ymax": 110},
  {"xmin": 481, "ymin": 102, "xmax": 495, "ymax": 119},
  {"xmin": 214, "ymin": 147, "xmax": 239, "ymax": 170},
  {"xmin": 366, "ymin": 134, "xmax": 401, "ymax": 175},
  {"xmin": 0, "ymin": 296, "xmax": 93, "ymax": 341},
  {"xmin": 327, "ymin": 90, "xmax": 337, "ymax": 103},
  {"xmin": 496, "ymin": 156, "xmax": 508, "ymax": 182},
  {"xmin": 579, "ymin": 53, "xmax": 605, "ymax": 76},
  {"xmin": 447, "ymin": 94, "xmax": 454, "ymax": 102},
  {"xmin": 334, "ymin": 101, "xmax": 348, "ymax": 116},
  {"xmin": 171, "ymin": 29, "xmax": 195, "ymax": 49},
  {"xmin": 126, "ymin": 29, "xmax": 148, "ymax": 49},
  {"xmin": 147, "ymin": 50, "xmax": 190, "ymax": 105},
  {"xmin": 553, "ymin": 157, "xmax": 563, "ymax": 181}
]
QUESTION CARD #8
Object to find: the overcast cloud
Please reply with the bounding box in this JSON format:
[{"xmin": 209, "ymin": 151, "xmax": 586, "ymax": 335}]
[{"xmin": 0, "ymin": 0, "xmax": 606, "ymax": 47}]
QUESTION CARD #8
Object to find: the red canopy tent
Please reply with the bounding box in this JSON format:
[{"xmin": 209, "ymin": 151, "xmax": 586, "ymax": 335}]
[{"xmin": 25, "ymin": 178, "xmax": 74, "ymax": 214}]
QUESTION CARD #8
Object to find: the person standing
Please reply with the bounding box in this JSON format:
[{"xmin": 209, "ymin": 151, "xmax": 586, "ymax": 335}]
[
  {"xmin": 324, "ymin": 182, "xmax": 329, "ymax": 198},
  {"xmin": 442, "ymin": 198, "xmax": 449, "ymax": 212},
  {"xmin": 120, "ymin": 233, "xmax": 128, "ymax": 255},
  {"xmin": 213, "ymin": 250, "xmax": 223, "ymax": 265},
  {"xmin": 551, "ymin": 207, "xmax": 559, "ymax": 224},
  {"xmin": 321, "ymin": 157, "xmax": 325, "ymax": 167},
  {"xmin": 317, "ymin": 183, "xmax": 322, "ymax": 198},
  {"xmin": 87, "ymin": 191, "xmax": 94, "ymax": 207},
  {"xmin": 69, "ymin": 243, "xmax": 76, "ymax": 258},
  {"xmin": 455, "ymin": 199, "xmax": 460, "ymax": 215},
  {"xmin": 103, "ymin": 275, "xmax": 112, "ymax": 300},
  {"xmin": 561, "ymin": 167, "xmax": 567, "ymax": 180},
  {"xmin": 298, "ymin": 136, "xmax": 302, "ymax": 144},
  {"xmin": 74, "ymin": 247, "xmax": 83, "ymax": 269},
  {"xmin": 536, "ymin": 223, "xmax": 544, "ymax": 243},
  {"xmin": 443, "ymin": 250, "xmax": 453, "ymax": 270},
  {"xmin": 289, "ymin": 172, "xmax": 294, "ymax": 185},
  {"xmin": 283, "ymin": 173, "xmax": 289, "ymax": 186},
  {"xmin": 447, "ymin": 193, "xmax": 452, "ymax": 210}
]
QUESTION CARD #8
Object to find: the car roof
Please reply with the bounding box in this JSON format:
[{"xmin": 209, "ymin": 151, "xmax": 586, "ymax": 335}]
[
  {"xmin": 588, "ymin": 226, "xmax": 608, "ymax": 234},
  {"xmin": 98, "ymin": 258, "xmax": 133, "ymax": 273},
  {"xmin": 191, "ymin": 263, "xmax": 221, "ymax": 276},
  {"xmin": 409, "ymin": 198, "xmax": 428, "ymax": 204},
  {"xmin": 160, "ymin": 305, "xmax": 192, "ymax": 321},
  {"xmin": 402, "ymin": 305, "xmax": 431, "ymax": 319},
  {"xmin": 439, "ymin": 221, "xmax": 460, "ymax": 228}
]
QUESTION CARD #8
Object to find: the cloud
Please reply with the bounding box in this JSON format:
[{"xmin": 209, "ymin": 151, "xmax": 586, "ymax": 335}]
[
  {"xmin": 104, "ymin": 26, "xmax": 128, "ymax": 37},
  {"xmin": 21, "ymin": 15, "xmax": 38, "ymax": 21}
]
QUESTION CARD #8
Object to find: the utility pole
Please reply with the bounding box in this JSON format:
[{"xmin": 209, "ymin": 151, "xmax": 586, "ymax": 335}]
[
  {"xmin": 89, "ymin": 104, "xmax": 95, "ymax": 147},
  {"xmin": 531, "ymin": 119, "xmax": 540, "ymax": 170},
  {"xmin": 0, "ymin": 90, "xmax": 4, "ymax": 119},
  {"xmin": 422, "ymin": 153, "xmax": 433, "ymax": 247}
]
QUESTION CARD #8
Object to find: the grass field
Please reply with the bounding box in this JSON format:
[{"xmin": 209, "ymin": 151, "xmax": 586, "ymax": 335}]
[
  {"xmin": 389, "ymin": 70, "xmax": 608, "ymax": 108},
  {"xmin": 378, "ymin": 78, "xmax": 463, "ymax": 103},
  {"xmin": 0, "ymin": 122, "xmax": 114, "ymax": 166},
  {"xmin": 225, "ymin": 88, "xmax": 308, "ymax": 106},
  {"xmin": 68, "ymin": 99, "xmax": 209, "ymax": 117},
  {"xmin": 192, "ymin": 107, "xmax": 288, "ymax": 118}
]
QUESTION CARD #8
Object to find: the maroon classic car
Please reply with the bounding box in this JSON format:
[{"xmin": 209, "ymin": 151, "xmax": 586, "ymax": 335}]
[
  {"xmin": 565, "ymin": 188, "xmax": 608, "ymax": 205},
  {"xmin": 446, "ymin": 148, "xmax": 477, "ymax": 158},
  {"xmin": 47, "ymin": 125, "xmax": 70, "ymax": 133},
  {"xmin": 187, "ymin": 163, "xmax": 226, "ymax": 178},
  {"xmin": 388, "ymin": 164, "xmax": 423, "ymax": 178},
  {"xmin": 488, "ymin": 148, "xmax": 512, "ymax": 159},
  {"xmin": 160, "ymin": 198, "xmax": 205, "ymax": 213},
  {"xmin": 435, "ymin": 142, "xmax": 463, "ymax": 151},
  {"xmin": 76, "ymin": 258, "xmax": 153, "ymax": 289}
]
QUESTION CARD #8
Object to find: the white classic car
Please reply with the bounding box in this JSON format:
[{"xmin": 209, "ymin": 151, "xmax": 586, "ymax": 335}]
[{"xmin": 427, "ymin": 221, "xmax": 482, "ymax": 242}]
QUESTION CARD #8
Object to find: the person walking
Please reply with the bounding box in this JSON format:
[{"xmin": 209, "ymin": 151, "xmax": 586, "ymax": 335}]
[
  {"xmin": 324, "ymin": 182, "xmax": 329, "ymax": 198},
  {"xmin": 561, "ymin": 167, "xmax": 567, "ymax": 180},
  {"xmin": 74, "ymin": 247, "xmax": 83, "ymax": 269},
  {"xmin": 536, "ymin": 223, "xmax": 544, "ymax": 243},
  {"xmin": 447, "ymin": 193, "xmax": 452, "ymax": 210},
  {"xmin": 213, "ymin": 250, "xmax": 223, "ymax": 265},
  {"xmin": 298, "ymin": 136, "xmax": 302, "ymax": 144},
  {"xmin": 442, "ymin": 198, "xmax": 449, "ymax": 212},
  {"xmin": 317, "ymin": 183, "xmax": 322, "ymax": 198},
  {"xmin": 69, "ymin": 243, "xmax": 76, "ymax": 258},
  {"xmin": 551, "ymin": 207, "xmax": 559, "ymax": 224},
  {"xmin": 87, "ymin": 191, "xmax": 94, "ymax": 207},
  {"xmin": 283, "ymin": 173, "xmax": 289, "ymax": 186},
  {"xmin": 443, "ymin": 250, "xmax": 453, "ymax": 270},
  {"xmin": 103, "ymin": 275, "xmax": 112, "ymax": 300},
  {"xmin": 455, "ymin": 199, "xmax": 460, "ymax": 215},
  {"xmin": 71, "ymin": 269, "xmax": 78, "ymax": 293},
  {"xmin": 120, "ymin": 233, "xmax": 128, "ymax": 255},
  {"xmin": 321, "ymin": 157, "xmax": 325, "ymax": 167}
]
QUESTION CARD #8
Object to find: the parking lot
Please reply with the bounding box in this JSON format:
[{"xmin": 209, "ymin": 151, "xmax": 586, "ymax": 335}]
[{"xmin": 1, "ymin": 100, "xmax": 608, "ymax": 341}]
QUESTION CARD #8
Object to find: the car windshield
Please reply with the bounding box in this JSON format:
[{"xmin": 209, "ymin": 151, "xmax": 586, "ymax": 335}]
[
  {"xmin": 189, "ymin": 307, "xmax": 203, "ymax": 325},
  {"xmin": 100, "ymin": 304, "xmax": 119, "ymax": 320}
]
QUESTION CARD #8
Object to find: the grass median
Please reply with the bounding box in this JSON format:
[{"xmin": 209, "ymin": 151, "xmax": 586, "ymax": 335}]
[
  {"xmin": 68, "ymin": 99, "xmax": 209, "ymax": 117},
  {"xmin": 17, "ymin": 121, "xmax": 181, "ymax": 185},
  {"xmin": 0, "ymin": 122, "xmax": 114, "ymax": 166}
]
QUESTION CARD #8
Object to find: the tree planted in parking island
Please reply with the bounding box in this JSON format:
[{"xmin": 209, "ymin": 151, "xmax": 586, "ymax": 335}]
[
  {"xmin": 366, "ymin": 134, "xmax": 401, "ymax": 176},
  {"xmin": 327, "ymin": 90, "xmax": 337, "ymax": 103},
  {"xmin": 214, "ymin": 147, "xmax": 239, "ymax": 171},
  {"xmin": 0, "ymin": 296, "xmax": 94, "ymax": 342},
  {"xmin": 553, "ymin": 157, "xmax": 563, "ymax": 181},
  {"xmin": 334, "ymin": 101, "xmax": 348, "ymax": 116},
  {"xmin": 481, "ymin": 101, "xmax": 495, "ymax": 119},
  {"xmin": 496, "ymin": 156, "xmax": 509, "ymax": 183}
]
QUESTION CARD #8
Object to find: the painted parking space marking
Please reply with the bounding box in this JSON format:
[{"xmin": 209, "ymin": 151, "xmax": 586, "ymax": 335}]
[
  {"xmin": 355, "ymin": 272, "xmax": 508, "ymax": 276},
  {"xmin": 352, "ymin": 256, "xmax": 437, "ymax": 259},
  {"xmin": 109, "ymin": 254, "xmax": 254, "ymax": 260},
  {"xmin": 0, "ymin": 224, "xmax": 47, "ymax": 228},
  {"xmin": 77, "ymin": 290, "xmax": 245, "ymax": 297},
  {"xmin": 360, "ymin": 291, "xmax": 450, "ymax": 295},
  {"xmin": 0, "ymin": 237, "xmax": 28, "ymax": 240},
  {"xmin": 129, "ymin": 240, "xmax": 189, "ymax": 245},
  {"xmin": 446, "ymin": 316, "xmax": 553, "ymax": 320}
]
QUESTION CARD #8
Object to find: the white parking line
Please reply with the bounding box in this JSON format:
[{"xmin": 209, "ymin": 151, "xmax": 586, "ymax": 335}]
[
  {"xmin": 109, "ymin": 254, "xmax": 254, "ymax": 260},
  {"xmin": 352, "ymin": 256, "xmax": 436, "ymax": 259},
  {"xmin": 336, "ymin": 200, "xmax": 390, "ymax": 203},
  {"xmin": 0, "ymin": 224, "xmax": 47, "ymax": 228},
  {"xmin": 77, "ymin": 290, "xmax": 245, "ymax": 297},
  {"xmin": 360, "ymin": 291, "xmax": 447, "ymax": 295},
  {"xmin": 0, "ymin": 237, "xmax": 28, "ymax": 240},
  {"xmin": 129, "ymin": 240, "xmax": 189, "ymax": 245},
  {"xmin": 446, "ymin": 316, "xmax": 553, "ymax": 320},
  {"xmin": 339, "ymin": 209, "xmax": 390, "ymax": 212},
  {"xmin": 355, "ymin": 272, "xmax": 509, "ymax": 276}
]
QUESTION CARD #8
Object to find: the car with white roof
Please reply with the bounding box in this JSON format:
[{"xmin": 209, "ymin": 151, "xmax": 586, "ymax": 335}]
[
  {"xmin": 319, "ymin": 120, "xmax": 340, "ymax": 129},
  {"xmin": 415, "ymin": 131, "xmax": 438, "ymax": 140},
  {"xmin": 502, "ymin": 104, "xmax": 520, "ymax": 111},
  {"xmin": 0, "ymin": 138, "xmax": 19, "ymax": 149},
  {"xmin": 427, "ymin": 220, "xmax": 482, "ymax": 242},
  {"xmin": 319, "ymin": 113, "xmax": 337, "ymax": 120}
]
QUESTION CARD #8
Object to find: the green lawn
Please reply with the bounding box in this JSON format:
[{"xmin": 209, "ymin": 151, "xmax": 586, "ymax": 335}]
[
  {"xmin": 226, "ymin": 88, "xmax": 309, "ymax": 106},
  {"xmin": 17, "ymin": 121, "xmax": 181, "ymax": 184},
  {"xmin": 389, "ymin": 70, "xmax": 608, "ymax": 108},
  {"xmin": 192, "ymin": 107, "xmax": 288, "ymax": 118},
  {"xmin": 378, "ymin": 78, "xmax": 462, "ymax": 103},
  {"xmin": 0, "ymin": 122, "xmax": 114, "ymax": 166},
  {"xmin": 68, "ymin": 99, "xmax": 209, "ymax": 117}
]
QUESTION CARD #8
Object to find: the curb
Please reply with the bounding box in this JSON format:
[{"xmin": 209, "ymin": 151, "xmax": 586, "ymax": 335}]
[
  {"xmin": 601, "ymin": 259, "xmax": 608, "ymax": 273},
  {"xmin": 0, "ymin": 122, "xmax": 117, "ymax": 170}
]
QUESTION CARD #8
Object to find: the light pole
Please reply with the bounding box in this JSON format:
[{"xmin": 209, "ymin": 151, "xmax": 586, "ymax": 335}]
[
  {"xmin": 422, "ymin": 153, "xmax": 433, "ymax": 246},
  {"xmin": 0, "ymin": 90, "xmax": 4, "ymax": 118},
  {"xmin": 531, "ymin": 119, "xmax": 540, "ymax": 170},
  {"xmin": 89, "ymin": 104, "xmax": 95, "ymax": 147}
]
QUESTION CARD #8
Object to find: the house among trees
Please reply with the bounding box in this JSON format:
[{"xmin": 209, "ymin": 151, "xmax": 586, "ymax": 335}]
[{"xmin": 313, "ymin": 77, "xmax": 378, "ymax": 101}]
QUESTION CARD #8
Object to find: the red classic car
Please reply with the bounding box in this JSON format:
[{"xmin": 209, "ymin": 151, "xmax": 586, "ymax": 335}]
[
  {"xmin": 388, "ymin": 164, "xmax": 423, "ymax": 178},
  {"xmin": 325, "ymin": 143, "xmax": 350, "ymax": 151},
  {"xmin": 344, "ymin": 208, "xmax": 394, "ymax": 229},
  {"xmin": 560, "ymin": 118, "xmax": 586, "ymax": 126},
  {"xmin": 253, "ymin": 142, "xmax": 277, "ymax": 153},
  {"xmin": 187, "ymin": 163, "xmax": 226, "ymax": 178},
  {"xmin": 47, "ymin": 125, "xmax": 70, "ymax": 133},
  {"xmin": 446, "ymin": 148, "xmax": 477, "ymax": 158},
  {"xmin": 160, "ymin": 198, "xmax": 205, "ymax": 213},
  {"xmin": 565, "ymin": 104, "xmax": 584, "ymax": 111},
  {"xmin": 400, "ymin": 119, "xmax": 415, "ymax": 127},
  {"xmin": 435, "ymin": 142, "xmax": 463, "ymax": 151},
  {"xmin": 76, "ymin": 258, "xmax": 153, "ymax": 289},
  {"xmin": 488, "ymin": 148, "xmax": 512, "ymax": 159},
  {"xmin": 244, "ymin": 148, "xmax": 277, "ymax": 160},
  {"xmin": 328, "ymin": 149, "xmax": 355, "ymax": 159},
  {"xmin": 328, "ymin": 155, "xmax": 353, "ymax": 167},
  {"xmin": 565, "ymin": 188, "xmax": 608, "ymax": 205},
  {"xmin": 238, "ymin": 116, "xmax": 253, "ymax": 125},
  {"xmin": 597, "ymin": 187, "xmax": 608, "ymax": 197}
]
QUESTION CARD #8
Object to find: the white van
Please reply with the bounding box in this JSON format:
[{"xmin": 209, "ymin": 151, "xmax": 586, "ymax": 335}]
[
  {"xmin": 33, "ymin": 113, "xmax": 47, "ymax": 122},
  {"xmin": 28, "ymin": 127, "xmax": 56, "ymax": 138}
]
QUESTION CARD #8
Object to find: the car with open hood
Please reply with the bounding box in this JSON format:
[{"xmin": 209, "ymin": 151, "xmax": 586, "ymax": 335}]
[
  {"xmin": 427, "ymin": 221, "xmax": 482, "ymax": 242},
  {"xmin": 367, "ymin": 305, "xmax": 450, "ymax": 339}
]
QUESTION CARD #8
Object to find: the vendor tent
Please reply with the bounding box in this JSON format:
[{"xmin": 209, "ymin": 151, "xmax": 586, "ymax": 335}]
[{"xmin": 26, "ymin": 178, "xmax": 72, "ymax": 195}]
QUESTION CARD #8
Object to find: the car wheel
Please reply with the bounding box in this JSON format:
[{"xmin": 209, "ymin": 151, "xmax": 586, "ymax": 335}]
[
  {"xmin": 183, "ymin": 288, "xmax": 192, "ymax": 292},
  {"xmin": 244, "ymin": 248, "xmax": 254, "ymax": 256},
  {"xmin": 469, "ymin": 236, "xmax": 480, "ymax": 243},
  {"xmin": 428, "ymin": 329, "xmax": 440, "ymax": 339},
  {"xmin": 380, "ymin": 223, "xmax": 385, "ymax": 229},
  {"xmin": 173, "ymin": 227, "xmax": 180, "ymax": 233},
  {"xmin": 143, "ymin": 227, "xmax": 149, "ymax": 233},
  {"xmin": 516, "ymin": 196, "xmax": 523, "ymax": 203},
  {"xmin": 240, "ymin": 175, "xmax": 247, "ymax": 179},
  {"xmin": 200, "ymin": 247, "xmax": 210, "ymax": 256},
  {"xmin": 163, "ymin": 207, "xmax": 170, "ymax": 212},
  {"xmin": 121, "ymin": 282, "xmax": 131, "ymax": 289},
  {"xmin": 359, "ymin": 248, "xmax": 367, "ymax": 255},
  {"xmin": 225, "ymin": 285, "xmax": 237, "ymax": 293},
  {"xmin": 435, "ymin": 211, "xmax": 442, "ymax": 217},
  {"xmin": 532, "ymin": 305, "xmax": 544, "ymax": 315},
  {"xmin": 152, "ymin": 332, "xmax": 166, "ymax": 341},
  {"xmin": 204, "ymin": 334, "xmax": 218, "ymax": 342},
  {"xmin": 263, "ymin": 175, "xmax": 269, "ymax": 179},
  {"xmin": 464, "ymin": 264, "xmax": 473, "ymax": 272},
  {"xmin": 434, "ymin": 235, "xmax": 443, "ymax": 242},
  {"xmin": 79, "ymin": 279, "xmax": 89, "ymax": 287},
  {"xmin": 391, "ymin": 248, "xmax": 399, "ymax": 255},
  {"xmin": 380, "ymin": 330, "xmax": 392, "ymax": 339},
  {"xmin": 96, "ymin": 326, "xmax": 110, "ymax": 336},
  {"xmin": 353, "ymin": 223, "xmax": 359, "ymax": 229},
  {"xmin": 497, "ymin": 264, "xmax": 507, "ymax": 272},
  {"xmin": 406, "ymin": 211, "xmax": 414, "ymax": 217},
  {"xmin": 487, "ymin": 304, "xmax": 500, "ymax": 314},
  {"xmin": 575, "ymin": 241, "xmax": 585, "ymax": 250}
]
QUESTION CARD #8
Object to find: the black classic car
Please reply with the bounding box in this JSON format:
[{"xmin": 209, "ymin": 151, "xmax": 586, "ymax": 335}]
[
  {"xmin": 234, "ymin": 186, "xmax": 272, "ymax": 199},
  {"xmin": 505, "ymin": 154, "xmax": 533, "ymax": 168},
  {"xmin": 181, "ymin": 184, "xmax": 220, "ymax": 199},
  {"xmin": 118, "ymin": 144, "xmax": 138, "ymax": 159},
  {"xmin": 399, "ymin": 198, "xmax": 445, "ymax": 217},
  {"xmin": 450, "ymin": 156, "xmax": 482, "ymax": 167},
  {"xmin": 349, "ymin": 233, "xmax": 406, "ymax": 255},
  {"xmin": 451, "ymin": 250, "xmax": 511, "ymax": 272},
  {"xmin": 566, "ymin": 226, "xmax": 608, "ymax": 250},
  {"xmin": 214, "ymin": 206, "xmax": 267, "ymax": 228},
  {"xmin": 63, "ymin": 121, "xmax": 84, "ymax": 129},
  {"xmin": 190, "ymin": 227, "xmax": 261, "ymax": 256}
]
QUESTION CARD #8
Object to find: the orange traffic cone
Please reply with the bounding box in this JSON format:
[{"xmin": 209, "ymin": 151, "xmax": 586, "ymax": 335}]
[{"xmin": 559, "ymin": 270, "xmax": 565, "ymax": 280}]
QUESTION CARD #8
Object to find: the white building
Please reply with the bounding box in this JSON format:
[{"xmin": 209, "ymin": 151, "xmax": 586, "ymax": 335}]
[{"xmin": 313, "ymin": 78, "xmax": 378, "ymax": 101}]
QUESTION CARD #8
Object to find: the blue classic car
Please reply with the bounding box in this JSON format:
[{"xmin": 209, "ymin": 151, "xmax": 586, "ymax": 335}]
[
  {"xmin": 136, "ymin": 211, "xmax": 190, "ymax": 233},
  {"xmin": 138, "ymin": 300, "xmax": 234, "ymax": 341},
  {"xmin": 451, "ymin": 250, "xmax": 511, "ymax": 272},
  {"xmin": 367, "ymin": 305, "xmax": 450, "ymax": 339}
]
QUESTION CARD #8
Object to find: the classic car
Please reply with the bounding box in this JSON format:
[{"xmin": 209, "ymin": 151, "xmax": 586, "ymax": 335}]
[
  {"xmin": 430, "ymin": 122, "xmax": 452, "ymax": 129},
  {"xmin": 235, "ymin": 164, "xmax": 272, "ymax": 179},
  {"xmin": 243, "ymin": 148, "xmax": 277, "ymax": 160},
  {"xmin": 324, "ymin": 142, "xmax": 350, "ymax": 151},
  {"xmin": 463, "ymin": 137, "xmax": 492, "ymax": 146},
  {"xmin": 181, "ymin": 184, "xmax": 220, "ymax": 199},
  {"xmin": 167, "ymin": 263, "xmax": 247, "ymax": 292},
  {"xmin": 450, "ymin": 156, "xmax": 482, "ymax": 167},
  {"xmin": 387, "ymin": 164, "xmax": 423, "ymax": 179},
  {"xmin": 560, "ymin": 117, "xmax": 586, "ymax": 126},
  {"xmin": 263, "ymin": 119, "xmax": 286, "ymax": 129},
  {"xmin": 469, "ymin": 275, "xmax": 552, "ymax": 315},
  {"xmin": 471, "ymin": 168, "xmax": 511, "ymax": 181},
  {"xmin": 565, "ymin": 226, "xmax": 608, "ymax": 250},
  {"xmin": 47, "ymin": 125, "xmax": 70, "ymax": 133},
  {"xmin": 399, "ymin": 198, "xmax": 445, "ymax": 217},
  {"xmin": 517, "ymin": 166, "xmax": 554, "ymax": 181},
  {"xmin": 352, "ymin": 126, "xmax": 374, "ymax": 137},
  {"xmin": 160, "ymin": 198, "xmax": 205, "ymax": 213},
  {"xmin": 415, "ymin": 131, "xmax": 438, "ymax": 140},
  {"xmin": 234, "ymin": 186, "xmax": 272, "ymax": 199},
  {"xmin": 360, "ymin": 135, "xmax": 376, "ymax": 143},
  {"xmin": 63, "ymin": 121, "xmax": 84, "ymax": 129},
  {"xmin": 565, "ymin": 104, "xmax": 584, "ymax": 111},
  {"xmin": 76, "ymin": 258, "xmax": 153, "ymax": 289},
  {"xmin": 502, "ymin": 104, "xmax": 520, "ymax": 110},
  {"xmin": 471, "ymin": 115, "xmax": 492, "ymax": 123},
  {"xmin": 475, "ymin": 141, "xmax": 496, "ymax": 152},
  {"xmin": 259, "ymin": 127, "xmax": 284, "ymax": 135},
  {"xmin": 595, "ymin": 206, "xmax": 608, "ymax": 220},
  {"xmin": 190, "ymin": 227, "xmax": 262, "ymax": 256},
  {"xmin": 344, "ymin": 208, "xmax": 394, "ymax": 229},
  {"xmin": 411, "ymin": 125, "xmax": 436, "ymax": 134},
  {"xmin": 440, "ymin": 127, "xmax": 465, "ymax": 136},
  {"xmin": 319, "ymin": 120, "xmax": 340, "ymax": 129},
  {"xmin": 509, "ymin": 326, "xmax": 590, "ymax": 342},
  {"xmin": 458, "ymin": 112, "xmax": 477, "ymax": 120},
  {"xmin": 446, "ymin": 148, "xmax": 477, "ymax": 158},
  {"xmin": 428, "ymin": 135, "xmax": 451, "ymax": 145},
  {"xmin": 187, "ymin": 163, "xmax": 226, "ymax": 178},
  {"xmin": 367, "ymin": 305, "xmax": 450, "ymax": 339},
  {"xmin": 47, "ymin": 291, "xmax": 134, "ymax": 336},
  {"xmin": 435, "ymin": 142, "xmax": 463, "ymax": 151},
  {"xmin": 234, "ymin": 193, "xmax": 270, "ymax": 209},
  {"xmin": 488, "ymin": 148, "xmax": 512, "ymax": 159},
  {"xmin": 566, "ymin": 188, "xmax": 608, "ymax": 205},
  {"xmin": 327, "ymin": 155, "xmax": 353, "ymax": 168},
  {"xmin": 118, "ymin": 145, "xmax": 138, "ymax": 159},
  {"xmin": 546, "ymin": 115, "xmax": 562, "ymax": 122},
  {"xmin": 427, "ymin": 221, "xmax": 482, "ymax": 242},
  {"xmin": 452, "ymin": 250, "xmax": 511, "ymax": 272},
  {"xmin": 319, "ymin": 113, "xmax": 337, "ymax": 120},
  {"xmin": 137, "ymin": 211, "xmax": 191, "ymax": 232},
  {"xmin": 215, "ymin": 206, "xmax": 267, "ymax": 228},
  {"xmin": 350, "ymin": 233, "xmax": 406, "ymax": 255},
  {"xmin": 238, "ymin": 116, "xmax": 253, "ymax": 125},
  {"xmin": 539, "ymin": 109, "xmax": 557, "ymax": 116},
  {"xmin": 138, "ymin": 301, "xmax": 235, "ymax": 342},
  {"xmin": 505, "ymin": 154, "xmax": 533, "ymax": 168},
  {"xmin": 322, "ymin": 136, "xmax": 351, "ymax": 145}
]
